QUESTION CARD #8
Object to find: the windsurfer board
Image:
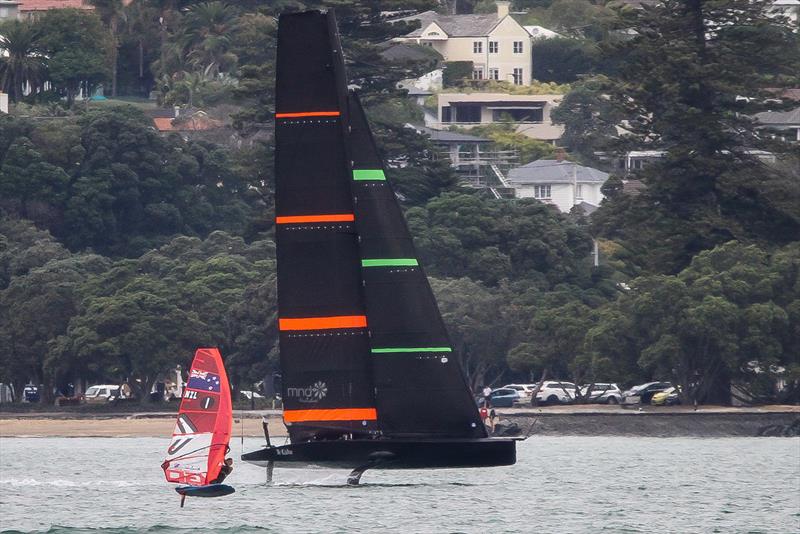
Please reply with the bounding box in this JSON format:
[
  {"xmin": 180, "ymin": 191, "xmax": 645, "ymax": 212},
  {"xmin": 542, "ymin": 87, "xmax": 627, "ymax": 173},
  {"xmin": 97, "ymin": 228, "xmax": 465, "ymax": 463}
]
[{"xmin": 175, "ymin": 484, "xmax": 235, "ymax": 498}]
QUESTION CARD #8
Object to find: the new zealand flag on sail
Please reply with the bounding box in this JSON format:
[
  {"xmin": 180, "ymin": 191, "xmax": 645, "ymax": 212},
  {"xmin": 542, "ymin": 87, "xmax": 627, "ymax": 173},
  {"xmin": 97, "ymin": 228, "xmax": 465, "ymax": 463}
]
[{"xmin": 187, "ymin": 369, "xmax": 221, "ymax": 392}]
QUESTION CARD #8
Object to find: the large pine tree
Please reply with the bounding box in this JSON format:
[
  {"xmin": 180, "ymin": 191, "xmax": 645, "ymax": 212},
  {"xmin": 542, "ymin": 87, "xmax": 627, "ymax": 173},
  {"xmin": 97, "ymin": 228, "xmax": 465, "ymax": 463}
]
[{"xmin": 581, "ymin": 0, "xmax": 800, "ymax": 272}]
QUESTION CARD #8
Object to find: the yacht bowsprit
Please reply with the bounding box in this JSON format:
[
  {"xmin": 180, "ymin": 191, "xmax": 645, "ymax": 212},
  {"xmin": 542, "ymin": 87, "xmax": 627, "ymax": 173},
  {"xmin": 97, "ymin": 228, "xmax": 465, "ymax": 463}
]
[{"xmin": 241, "ymin": 9, "xmax": 518, "ymax": 485}]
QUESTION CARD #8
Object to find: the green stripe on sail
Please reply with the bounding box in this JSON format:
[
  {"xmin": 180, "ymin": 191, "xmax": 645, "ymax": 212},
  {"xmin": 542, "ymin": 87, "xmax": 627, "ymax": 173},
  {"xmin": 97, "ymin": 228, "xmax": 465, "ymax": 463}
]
[
  {"xmin": 352, "ymin": 169, "xmax": 386, "ymax": 181},
  {"xmin": 361, "ymin": 258, "xmax": 418, "ymax": 268},
  {"xmin": 371, "ymin": 347, "xmax": 452, "ymax": 354}
]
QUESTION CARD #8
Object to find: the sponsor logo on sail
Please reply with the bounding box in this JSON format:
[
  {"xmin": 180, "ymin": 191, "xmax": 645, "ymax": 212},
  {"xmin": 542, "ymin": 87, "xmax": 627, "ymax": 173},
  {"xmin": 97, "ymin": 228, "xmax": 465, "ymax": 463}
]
[{"xmin": 286, "ymin": 381, "xmax": 327, "ymax": 403}]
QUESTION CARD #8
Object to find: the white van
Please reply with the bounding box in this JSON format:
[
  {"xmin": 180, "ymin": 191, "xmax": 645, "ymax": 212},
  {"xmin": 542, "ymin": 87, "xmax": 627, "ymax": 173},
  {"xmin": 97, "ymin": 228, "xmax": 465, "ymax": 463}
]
[{"xmin": 84, "ymin": 385, "xmax": 121, "ymax": 404}]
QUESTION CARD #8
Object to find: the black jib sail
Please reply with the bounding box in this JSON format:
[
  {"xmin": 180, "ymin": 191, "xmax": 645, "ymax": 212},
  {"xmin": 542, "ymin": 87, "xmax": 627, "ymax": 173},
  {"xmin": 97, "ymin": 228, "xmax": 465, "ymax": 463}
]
[
  {"xmin": 347, "ymin": 93, "xmax": 485, "ymax": 439},
  {"xmin": 274, "ymin": 10, "xmax": 485, "ymax": 443}
]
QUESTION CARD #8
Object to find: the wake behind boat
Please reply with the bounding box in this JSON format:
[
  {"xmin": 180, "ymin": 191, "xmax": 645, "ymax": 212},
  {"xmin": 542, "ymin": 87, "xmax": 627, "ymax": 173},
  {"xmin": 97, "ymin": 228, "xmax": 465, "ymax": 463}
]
[
  {"xmin": 241, "ymin": 10, "xmax": 517, "ymax": 485},
  {"xmin": 161, "ymin": 348, "xmax": 235, "ymax": 506}
]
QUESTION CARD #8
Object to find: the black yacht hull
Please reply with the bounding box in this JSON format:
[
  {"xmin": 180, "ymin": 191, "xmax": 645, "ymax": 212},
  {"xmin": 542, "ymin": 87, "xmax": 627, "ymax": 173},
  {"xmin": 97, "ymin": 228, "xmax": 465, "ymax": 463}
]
[{"xmin": 241, "ymin": 437, "xmax": 518, "ymax": 470}]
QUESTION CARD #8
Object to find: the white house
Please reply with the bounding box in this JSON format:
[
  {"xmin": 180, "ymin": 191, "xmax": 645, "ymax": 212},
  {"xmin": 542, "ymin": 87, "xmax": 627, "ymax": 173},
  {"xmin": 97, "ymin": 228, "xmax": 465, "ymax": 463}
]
[
  {"xmin": 395, "ymin": 2, "xmax": 533, "ymax": 85},
  {"xmin": 507, "ymin": 159, "xmax": 608, "ymax": 212}
]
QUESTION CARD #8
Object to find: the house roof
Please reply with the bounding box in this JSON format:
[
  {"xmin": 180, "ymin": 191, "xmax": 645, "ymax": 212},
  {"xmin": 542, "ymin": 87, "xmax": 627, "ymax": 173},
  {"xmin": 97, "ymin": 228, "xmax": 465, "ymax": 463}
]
[
  {"xmin": 416, "ymin": 126, "xmax": 489, "ymax": 143},
  {"xmin": 754, "ymin": 106, "xmax": 800, "ymax": 126},
  {"xmin": 379, "ymin": 43, "xmax": 441, "ymax": 63},
  {"xmin": 18, "ymin": 0, "xmax": 92, "ymax": 11},
  {"xmin": 407, "ymin": 14, "xmax": 504, "ymax": 37},
  {"xmin": 388, "ymin": 10, "xmax": 438, "ymax": 25},
  {"xmin": 623, "ymin": 179, "xmax": 646, "ymax": 196},
  {"xmin": 576, "ymin": 201, "xmax": 599, "ymax": 215},
  {"xmin": 152, "ymin": 111, "xmax": 222, "ymax": 132},
  {"xmin": 523, "ymin": 25, "xmax": 561, "ymax": 39},
  {"xmin": 507, "ymin": 160, "xmax": 609, "ymax": 184}
]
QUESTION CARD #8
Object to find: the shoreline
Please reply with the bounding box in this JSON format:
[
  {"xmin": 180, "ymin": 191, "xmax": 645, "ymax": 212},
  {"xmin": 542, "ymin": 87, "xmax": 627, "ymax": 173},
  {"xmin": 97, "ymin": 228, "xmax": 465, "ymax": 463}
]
[{"xmin": 1, "ymin": 405, "xmax": 798, "ymax": 438}]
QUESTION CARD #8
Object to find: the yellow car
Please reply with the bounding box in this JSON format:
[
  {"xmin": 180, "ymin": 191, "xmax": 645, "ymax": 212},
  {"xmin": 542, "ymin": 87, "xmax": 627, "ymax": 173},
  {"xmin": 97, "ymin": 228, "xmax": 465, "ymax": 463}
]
[{"xmin": 651, "ymin": 386, "xmax": 681, "ymax": 406}]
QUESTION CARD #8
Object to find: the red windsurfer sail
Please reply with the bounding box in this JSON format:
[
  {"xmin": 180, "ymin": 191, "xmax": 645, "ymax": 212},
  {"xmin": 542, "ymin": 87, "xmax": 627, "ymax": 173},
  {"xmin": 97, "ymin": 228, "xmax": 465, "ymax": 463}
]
[{"xmin": 162, "ymin": 348, "xmax": 232, "ymax": 486}]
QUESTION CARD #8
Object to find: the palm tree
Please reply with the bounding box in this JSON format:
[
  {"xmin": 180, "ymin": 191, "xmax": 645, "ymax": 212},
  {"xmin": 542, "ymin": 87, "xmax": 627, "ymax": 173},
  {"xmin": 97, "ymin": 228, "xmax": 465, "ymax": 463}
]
[
  {"xmin": 179, "ymin": 2, "xmax": 238, "ymax": 75},
  {"xmin": 0, "ymin": 20, "xmax": 47, "ymax": 102},
  {"xmin": 89, "ymin": 0, "xmax": 125, "ymax": 97}
]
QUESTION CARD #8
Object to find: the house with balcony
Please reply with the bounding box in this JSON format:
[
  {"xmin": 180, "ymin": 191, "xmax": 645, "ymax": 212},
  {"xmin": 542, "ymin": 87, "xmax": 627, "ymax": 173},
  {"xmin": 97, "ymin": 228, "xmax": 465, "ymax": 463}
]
[
  {"xmin": 507, "ymin": 159, "xmax": 608, "ymax": 213},
  {"xmin": 394, "ymin": 2, "xmax": 533, "ymax": 86},
  {"xmin": 434, "ymin": 92, "xmax": 564, "ymax": 142},
  {"xmin": 754, "ymin": 107, "xmax": 800, "ymax": 143}
]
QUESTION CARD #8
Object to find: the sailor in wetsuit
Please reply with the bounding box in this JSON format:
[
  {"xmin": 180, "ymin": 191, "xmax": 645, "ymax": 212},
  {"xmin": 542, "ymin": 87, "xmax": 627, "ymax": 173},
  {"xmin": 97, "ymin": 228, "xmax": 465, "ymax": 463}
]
[{"xmin": 210, "ymin": 458, "xmax": 233, "ymax": 484}]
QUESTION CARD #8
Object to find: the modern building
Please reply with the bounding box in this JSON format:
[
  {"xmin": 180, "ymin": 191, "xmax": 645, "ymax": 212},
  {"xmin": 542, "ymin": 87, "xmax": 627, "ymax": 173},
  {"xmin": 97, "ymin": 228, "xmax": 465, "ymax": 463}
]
[
  {"xmin": 507, "ymin": 159, "xmax": 608, "ymax": 213},
  {"xmin": 434, "ymin": 92, "xmax": 564, "ymax": 142},
  {"xmin": 394, "ymin": 2, "xmax": 533, "ymax": 85},
  {"xmin": 754, "ymin": 107, "xmax": 800, "ymax": 143}
]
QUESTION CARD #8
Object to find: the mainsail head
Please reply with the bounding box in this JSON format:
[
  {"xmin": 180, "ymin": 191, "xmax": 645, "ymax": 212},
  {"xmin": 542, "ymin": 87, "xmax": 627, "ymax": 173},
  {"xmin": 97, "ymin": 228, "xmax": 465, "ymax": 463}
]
[{"xmin": 162, "ymin": 348, "xmax": 232, "ymax": 486}]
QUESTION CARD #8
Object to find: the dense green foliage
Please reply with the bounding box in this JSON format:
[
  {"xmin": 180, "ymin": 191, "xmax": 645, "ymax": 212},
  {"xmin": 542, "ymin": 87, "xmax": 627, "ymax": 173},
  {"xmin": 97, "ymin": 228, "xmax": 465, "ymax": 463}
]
[{"xmin": 0, "ymin": 0, "xmax": 797, "ymax": 405}]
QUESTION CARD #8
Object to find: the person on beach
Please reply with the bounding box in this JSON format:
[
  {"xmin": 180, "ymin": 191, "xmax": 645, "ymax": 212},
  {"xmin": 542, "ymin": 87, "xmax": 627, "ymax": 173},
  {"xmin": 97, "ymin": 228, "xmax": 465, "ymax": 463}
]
[{"xmin": 210, "ymin": 457, "xmax": 233, "ymax": 484}]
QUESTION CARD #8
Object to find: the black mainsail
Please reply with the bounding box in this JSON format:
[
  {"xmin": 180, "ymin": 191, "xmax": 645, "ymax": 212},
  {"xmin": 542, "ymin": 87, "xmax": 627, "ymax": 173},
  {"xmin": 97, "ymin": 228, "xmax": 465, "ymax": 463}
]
[
  {"xmin": 243, "ymin": 10, "xmax": 516, "ymax": 481},
  {"xmin": 273, "ymin": 11, "xmax": 376, "ymax": 441}
]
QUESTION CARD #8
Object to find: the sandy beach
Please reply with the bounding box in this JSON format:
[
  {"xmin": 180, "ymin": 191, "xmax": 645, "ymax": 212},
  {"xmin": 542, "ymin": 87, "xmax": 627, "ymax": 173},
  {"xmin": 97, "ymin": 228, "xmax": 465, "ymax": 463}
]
[
  {"xmin": 1, "ymin": 405, "xmax": 797, "ymax": 438},
  {"xmin": 0, "ymin": 413, "xmax": 288, "ymax": 438}
]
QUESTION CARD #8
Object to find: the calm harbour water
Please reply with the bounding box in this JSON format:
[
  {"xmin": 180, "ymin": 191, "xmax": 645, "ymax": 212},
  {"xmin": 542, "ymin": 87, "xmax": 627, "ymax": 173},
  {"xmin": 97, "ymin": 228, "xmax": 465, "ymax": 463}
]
[{"xmin": 0, "ymin": 436, "xmax": 798, "ymax": 533}]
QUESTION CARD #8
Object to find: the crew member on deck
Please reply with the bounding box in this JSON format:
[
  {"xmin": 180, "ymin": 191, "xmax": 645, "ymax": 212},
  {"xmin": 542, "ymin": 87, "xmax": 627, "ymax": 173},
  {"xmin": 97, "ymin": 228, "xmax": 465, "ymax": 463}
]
[{"xmin": 210, "ymin": 458, "xmax": 233, "ymax": 484}]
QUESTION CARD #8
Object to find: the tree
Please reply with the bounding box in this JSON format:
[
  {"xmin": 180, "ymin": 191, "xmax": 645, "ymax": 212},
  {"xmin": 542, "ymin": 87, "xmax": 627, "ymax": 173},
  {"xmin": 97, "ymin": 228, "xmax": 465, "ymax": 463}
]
[
  {"xmin": 432, "ymin": 277, "xmax": 514, "ymax": 390},
  {"xmin": 531, "ymin": 37, "xmax": 598, "ymax": 84},
  {"xmin": 406, "ymin": 193, "xmax": 594, "ymax": 287},
  {"xmin": 0, "ymin": 137, "xmax": 69, "ymax": 219},
  {"xmin": 36, "ymin": 9, "xmax": 112, "ymax": 104},
  {"xmin": 561, "ymin": 0, "xmax": 800, "ymax": 272},
  {"xmin": 0, "ymin": 20, "xmax": 47, "ymax": 102}
]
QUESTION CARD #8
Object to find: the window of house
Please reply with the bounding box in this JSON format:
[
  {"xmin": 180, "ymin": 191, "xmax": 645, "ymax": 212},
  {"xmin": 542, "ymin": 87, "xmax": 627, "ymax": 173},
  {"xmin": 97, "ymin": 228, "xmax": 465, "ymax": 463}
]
[
  {"xmin": 441, "ymin": 106, "xmax": 452, "ymax": 123},
  {"xmin": 631, "ymin": 159, "xmax": 644, "ymax": 170},
  {"xmin": 472, "ymin": 68, "xmax": 484, "ymax": 80},
  {"xmin": 491, "ymin": 108, "xmax": 543, "ymax": 122},
  {"xmin": 454, "ymin": 104, "xmax": 481, "ymax": 123},
  {"xmin": 473, "ymin": 41, "xmax": 483, "ymax": 54},
  {"xmin": 513, "ymin": 41, "xmax": 524, "ymax": 54},
  {"xmin": 512, "ymin": 68, "xmax": 524, "ymax": 85},
  {"xmin": 575, "ymin": 184, "xmax": 583, "ymax": 199},
  {"xmin": 489, "ymin": 41, "xmax": 498, "ymax": 53},
  {"xmin": 488, "ymin": 68, "xmax": 499, "ymax": 80},
  {"xmin": 422, "ymin": 42, "xmax": 433, "ymax": 47},
  {"xmin": 534, "ymin": 185, "xmax": 551, "ymax": 199}
]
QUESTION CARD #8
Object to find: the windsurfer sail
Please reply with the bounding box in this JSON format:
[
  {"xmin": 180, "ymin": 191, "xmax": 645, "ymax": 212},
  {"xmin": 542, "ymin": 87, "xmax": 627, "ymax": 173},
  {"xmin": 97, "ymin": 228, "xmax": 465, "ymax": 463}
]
[{"xmin": 161, "ymin": 348, "xmax": 234, "ymax": 506}]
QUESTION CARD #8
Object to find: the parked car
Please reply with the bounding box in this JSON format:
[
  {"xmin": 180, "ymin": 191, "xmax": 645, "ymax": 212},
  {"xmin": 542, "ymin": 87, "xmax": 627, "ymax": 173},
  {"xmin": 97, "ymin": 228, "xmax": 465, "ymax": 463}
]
[
  {"xmin": 84, "ymin": 384, "xmax": 121, "ymax": 404},
  {"xmin": 22, "ymin": 384, "xmax": 40, "ymax": 403},
  {"xmin": 477, "ymin": 388, "xmax": 522, "ymax": 408},
  {"xmin": 581, "ymin": 383, "xmax": 623, "ymax": 404},
  {"xmin": 622, "ymin": 382, "xmax": 672, "ymax": 404},
  {"xmin": 651, "ymin": 386, "xmax": 681, "ymax": 406},
  {"xmin": 502, "ymin": 384, "xmax": 538, "ymax": 403},
  {"xmin": 533, "ymin": 381, "xmax": 577, "ymax": 405}
]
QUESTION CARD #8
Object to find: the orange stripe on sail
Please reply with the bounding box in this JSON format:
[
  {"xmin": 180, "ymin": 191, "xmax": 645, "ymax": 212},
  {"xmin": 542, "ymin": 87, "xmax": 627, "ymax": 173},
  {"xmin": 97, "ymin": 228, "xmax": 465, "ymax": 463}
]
[
  {"xmin": 275, "ymin": 213, "xmax": 355, "ymax": 224},
  {"xmin": 279, "ymin": 315, "xmax": 367, "ymax": 331},
  {"xmin": 284, "ymin": 408, "xmax": 378, "ymax": 423},
  {"xmin": 275, "ymin": 111, "xmax": 340, "ymax": 118}
]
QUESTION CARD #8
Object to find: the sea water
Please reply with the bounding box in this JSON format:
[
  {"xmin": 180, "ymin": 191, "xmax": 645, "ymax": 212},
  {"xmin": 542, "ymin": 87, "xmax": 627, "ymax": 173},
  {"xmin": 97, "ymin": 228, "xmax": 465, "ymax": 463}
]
[{"xmin": 0, "ymin": 436, "xmax": 798, "ymax": 533}]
